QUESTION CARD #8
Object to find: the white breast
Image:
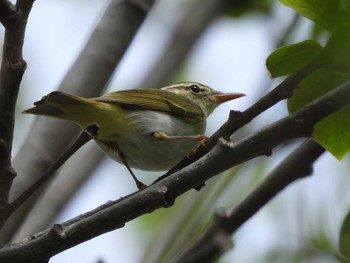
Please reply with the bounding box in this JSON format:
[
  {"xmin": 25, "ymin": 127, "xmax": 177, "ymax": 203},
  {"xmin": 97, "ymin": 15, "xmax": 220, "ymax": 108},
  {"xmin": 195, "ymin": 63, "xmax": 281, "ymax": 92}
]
[{"xmin": 96, "ymin": 110, "xmax": 206, "ymax": 171}]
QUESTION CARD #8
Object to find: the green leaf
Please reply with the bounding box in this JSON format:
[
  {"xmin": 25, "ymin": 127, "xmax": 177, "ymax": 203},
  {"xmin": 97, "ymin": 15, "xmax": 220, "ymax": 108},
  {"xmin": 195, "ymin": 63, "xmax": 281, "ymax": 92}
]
[
  {"xmin": 266, "ymin": 40, "xmax": 322, "ymax": 78},
  {"xmin": 324, "ymin": 9, "xmax": 350, "ymax": 71},
  {"xmin": 339, "ymin": 210, "xmax": 350, "ymax": 261},
  {"xmin": 224, "ymin": 0, "xmax": 273, "ymax": 17},
  {"xmin": 288, "ymin": 68, "xmax": 350, "ymax": 159},
  {"xmin": 279, "ymin": 0, "xmax": 339, "ymax": 31},
  {"xmin": 314, "ymin": 107, "xmax": 350, "ymax": 160},
  {"xmin": 288, "ymin": 69, "xmax": 350, "ymax": 113}
]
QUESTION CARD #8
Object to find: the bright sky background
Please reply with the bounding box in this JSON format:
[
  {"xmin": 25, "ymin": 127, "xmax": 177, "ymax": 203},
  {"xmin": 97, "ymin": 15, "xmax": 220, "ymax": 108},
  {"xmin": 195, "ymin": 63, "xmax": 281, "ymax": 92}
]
[{"xmin": 2, "ymin": 0, "xmax": 349, "ymax": 262}]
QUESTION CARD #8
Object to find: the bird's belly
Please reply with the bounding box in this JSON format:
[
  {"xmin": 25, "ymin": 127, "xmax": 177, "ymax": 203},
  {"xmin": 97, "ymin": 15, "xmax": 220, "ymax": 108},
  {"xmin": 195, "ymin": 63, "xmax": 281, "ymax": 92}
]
[
  {"xmin": 95, "ymin": 111, "xmax": 205, "ymax": 171},
  {"xmin": 97, "ymin": 137, "xmax": 199, "ymax": 171}
]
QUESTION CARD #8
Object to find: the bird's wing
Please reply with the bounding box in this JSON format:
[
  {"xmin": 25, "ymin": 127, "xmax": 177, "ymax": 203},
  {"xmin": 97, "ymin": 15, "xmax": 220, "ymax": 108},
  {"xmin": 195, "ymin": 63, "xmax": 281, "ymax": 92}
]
[{"xmin": 94, "ymin": 89, "xmax": 204, "ymax": 119}]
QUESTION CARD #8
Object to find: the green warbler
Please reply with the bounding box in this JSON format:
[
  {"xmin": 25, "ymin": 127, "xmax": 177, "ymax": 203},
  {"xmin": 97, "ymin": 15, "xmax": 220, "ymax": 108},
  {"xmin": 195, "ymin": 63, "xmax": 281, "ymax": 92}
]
[{"xmin": 23, "ymin": 82, "xmax": 245, "ymax": 188}]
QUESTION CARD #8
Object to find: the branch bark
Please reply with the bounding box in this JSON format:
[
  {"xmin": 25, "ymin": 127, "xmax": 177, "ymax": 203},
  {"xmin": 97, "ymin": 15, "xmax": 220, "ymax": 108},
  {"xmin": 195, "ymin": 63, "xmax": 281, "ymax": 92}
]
[
  {"xmin": 172, "ymin": 139, "xmax": 325, "ymax": 262},
  {"xmin": 9, "ymin": 123, "xmax": 99, "ymax": 214},
  {"xmin": 12, "ymin": 144, "xmax": 104, "ymax": 241},
  {"xmin": 0, "ymin": 79, "xmax": 348, "ymax": 262},
  {"xmin": 0, "ymin": 0, "xmax": 34, "ymax": 228}
]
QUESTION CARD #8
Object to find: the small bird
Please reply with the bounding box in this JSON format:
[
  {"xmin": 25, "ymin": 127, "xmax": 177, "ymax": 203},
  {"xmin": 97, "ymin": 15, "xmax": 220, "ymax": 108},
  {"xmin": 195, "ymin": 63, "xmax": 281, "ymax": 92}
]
[{"xmin": 23, "ymin": 82, "xmax": 245, "ymax": 189}]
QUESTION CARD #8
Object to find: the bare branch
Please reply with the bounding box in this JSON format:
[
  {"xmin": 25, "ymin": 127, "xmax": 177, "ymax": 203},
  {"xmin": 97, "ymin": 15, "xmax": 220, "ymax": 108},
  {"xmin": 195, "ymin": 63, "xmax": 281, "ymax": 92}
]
[
  {"xmin": 0, "ymin": 0, "xmax": 34, "ymax": 227},
  {"xmin": 8, "ymin": 123, "xmax": 99, "ymax": 214},
  {"xmin": 0, "ymin": 1, "xmax": 16, "ymax": 19},
  {"xmin": 173, "ymin": 139, "xmax": 325, "ymax": 262},
  {"xmin": 12, "ymin": 145, "xmax": 104, "ymax": 240}
]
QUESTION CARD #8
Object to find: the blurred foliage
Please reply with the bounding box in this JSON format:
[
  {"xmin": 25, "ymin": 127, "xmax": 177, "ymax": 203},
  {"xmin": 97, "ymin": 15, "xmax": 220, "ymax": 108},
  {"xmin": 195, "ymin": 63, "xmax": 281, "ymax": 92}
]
[
  {"xmin": 224, "ymin": 0, "xmax": 274, "ymax": 17},
  {"xmin": 279, "ymin": 0, "xmax": 339, "ymax": 31},
  {"xmin": 138, "ymin": 161, "xmax": 267, "ymax": 262},
  {"xmin": 339, "ymin": 210, "xmax": 350, "ymax": 262}
]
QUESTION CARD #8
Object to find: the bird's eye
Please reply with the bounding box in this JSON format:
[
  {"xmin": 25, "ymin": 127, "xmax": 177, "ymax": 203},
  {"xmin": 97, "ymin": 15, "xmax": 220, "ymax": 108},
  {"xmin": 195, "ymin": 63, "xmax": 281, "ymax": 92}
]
[{"xmin": 189, "ymin": 85, "xmax": 201, "ymax": 93}]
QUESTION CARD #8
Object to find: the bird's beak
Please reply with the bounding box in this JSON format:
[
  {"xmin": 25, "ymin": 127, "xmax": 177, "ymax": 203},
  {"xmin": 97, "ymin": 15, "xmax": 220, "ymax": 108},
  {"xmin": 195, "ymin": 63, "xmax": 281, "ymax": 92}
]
[{"xmin": 212, "ymin": 92, "xmax": 246, "ymax": 103}]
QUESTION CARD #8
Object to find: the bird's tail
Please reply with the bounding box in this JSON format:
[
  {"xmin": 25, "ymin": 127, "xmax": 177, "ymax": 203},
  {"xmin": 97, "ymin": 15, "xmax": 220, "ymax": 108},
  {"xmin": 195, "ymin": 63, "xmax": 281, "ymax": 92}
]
[{"xmin": 22, "ymin": 91, "xmax": 98, "ymax": 125}]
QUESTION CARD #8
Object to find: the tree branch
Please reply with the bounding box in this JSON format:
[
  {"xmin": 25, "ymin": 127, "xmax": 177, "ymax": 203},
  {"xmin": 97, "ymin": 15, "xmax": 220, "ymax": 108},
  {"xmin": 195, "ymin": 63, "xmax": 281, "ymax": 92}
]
[
  {"xmin": 12, "ymin": 144, "xmax": 105, "ymax": 240},
  {"xmin": 0, "ymin": 1, "xmax": 16, "ymax": 19},
  {"xmin": 172, "ymin": 139, "xmax": 325, "ymax": 262},
  {"xmin": 0, "ymin": 0, "xmax": 34, "ymax": 228},
  {"xmin": 0, "ymin": 79, "xmax": 348, "ymax": 262},
  {"xmin": 8, "ymin": 123, "xmax": 99, "ymax": 215}
]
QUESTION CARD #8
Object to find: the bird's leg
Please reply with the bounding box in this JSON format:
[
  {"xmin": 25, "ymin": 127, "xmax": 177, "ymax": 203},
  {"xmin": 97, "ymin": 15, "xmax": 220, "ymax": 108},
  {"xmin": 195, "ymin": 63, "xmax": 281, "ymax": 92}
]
[
  {"xmin": 153, "ymin": 131, "xmax": 208, "ymax": 142},
  {"xmin": 186, "ymin": 139, "xmax": 210, "ymax": 160},
  {"xmin": 106, "ymin": 141, "xmax": 146, "ymax": 190},
  {"xmin": 153, "ymin": 131, "xmax": 209, "ymax": 161},
  {"xmin": 119, "ymin": 152, "xmax": 146, "ymax": 190}
]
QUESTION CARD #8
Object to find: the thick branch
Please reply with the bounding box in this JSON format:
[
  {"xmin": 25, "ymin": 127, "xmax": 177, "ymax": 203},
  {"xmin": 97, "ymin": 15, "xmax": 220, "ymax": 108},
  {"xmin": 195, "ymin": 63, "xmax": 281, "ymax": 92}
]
[
  {"xmin": 0, "ymin": 0, "xmax": 34, "ymax": 224},
  {"xmin": 0, "ymin": 1, "xmax": 16, "ymax": 19},
  {"xmin": 0, "ymin": 79, "xmax": 348, "ymax": 262},
  {"xmin": 173, "ymin": 139, "xmax": 325, "ymax": 262}
]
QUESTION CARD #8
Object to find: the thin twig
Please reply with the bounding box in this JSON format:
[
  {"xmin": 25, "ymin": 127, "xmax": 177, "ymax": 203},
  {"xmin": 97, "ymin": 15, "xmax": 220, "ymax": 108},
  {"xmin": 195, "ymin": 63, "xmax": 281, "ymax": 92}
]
[{"xmin": 8, "ymin": 123, "xmax": 99, "ymax": 214}]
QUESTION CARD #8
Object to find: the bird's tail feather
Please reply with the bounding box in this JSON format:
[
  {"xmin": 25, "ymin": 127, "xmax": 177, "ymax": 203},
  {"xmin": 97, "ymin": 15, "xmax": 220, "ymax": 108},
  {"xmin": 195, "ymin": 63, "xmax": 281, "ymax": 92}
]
[{"xmin": 22, "ymin": 91, "xmax": 96, "ymax": 121}]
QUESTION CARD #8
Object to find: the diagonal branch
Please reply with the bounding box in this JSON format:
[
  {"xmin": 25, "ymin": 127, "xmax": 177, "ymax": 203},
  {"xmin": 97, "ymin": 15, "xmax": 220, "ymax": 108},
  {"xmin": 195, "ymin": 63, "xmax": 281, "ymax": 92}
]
[
  {"xmin": 8, "ymin": 123, "xmax": 99, "ymax": 215},
  {"xmin": 172, "ymin": 139, "xmax": 325, "ymax": 262},
  {"xmin": 0, "ymin": 78, "xmax": 348, "ymax": 263}
]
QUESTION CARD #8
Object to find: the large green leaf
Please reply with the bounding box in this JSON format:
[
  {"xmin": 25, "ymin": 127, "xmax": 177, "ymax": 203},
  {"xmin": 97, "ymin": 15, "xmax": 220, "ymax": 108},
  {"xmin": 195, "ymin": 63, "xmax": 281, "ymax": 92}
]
[
  {"xmin": 279, "ymin": 0, "xmax": 339, "ymax": 31},
  {"xmin": 288, "ymin": 68, "xmax": 350, "ymax": 159},
  {"xmin": 266, "ymin": 40, "xmax": 322, "ymax": 78}
]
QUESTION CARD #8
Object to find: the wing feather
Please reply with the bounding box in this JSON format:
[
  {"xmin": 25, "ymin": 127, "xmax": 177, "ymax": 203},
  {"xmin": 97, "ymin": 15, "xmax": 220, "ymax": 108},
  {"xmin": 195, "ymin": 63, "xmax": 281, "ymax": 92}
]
[{"xmin": 94, "ymin": 89, "xmax": 204, "ymax": 119}]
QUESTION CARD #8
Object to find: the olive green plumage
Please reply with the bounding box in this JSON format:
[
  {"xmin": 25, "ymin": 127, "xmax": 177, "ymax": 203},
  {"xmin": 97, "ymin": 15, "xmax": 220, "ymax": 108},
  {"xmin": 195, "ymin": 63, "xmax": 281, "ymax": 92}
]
[{"xmin": 23, "ymin": 82, "xmax": 245, "ymax": 171}]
